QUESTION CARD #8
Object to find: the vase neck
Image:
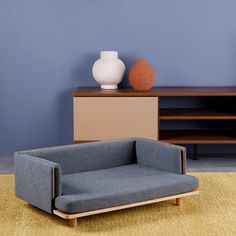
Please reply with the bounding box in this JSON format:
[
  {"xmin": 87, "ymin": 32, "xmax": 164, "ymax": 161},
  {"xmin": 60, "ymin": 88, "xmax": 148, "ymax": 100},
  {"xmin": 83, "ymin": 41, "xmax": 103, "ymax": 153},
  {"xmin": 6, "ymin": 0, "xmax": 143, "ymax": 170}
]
[{"xmin": 100, "ymin": 51, "xmax": 118, "ymax": 59}]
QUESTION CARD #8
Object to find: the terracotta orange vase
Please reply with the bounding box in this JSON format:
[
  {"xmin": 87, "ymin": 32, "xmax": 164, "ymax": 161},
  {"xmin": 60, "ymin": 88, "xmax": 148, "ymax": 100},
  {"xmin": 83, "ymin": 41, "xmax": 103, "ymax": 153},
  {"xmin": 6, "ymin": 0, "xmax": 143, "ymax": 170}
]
[{"xmin": 129, "ymin": 59, "xmax": 156, "ymax": 91}]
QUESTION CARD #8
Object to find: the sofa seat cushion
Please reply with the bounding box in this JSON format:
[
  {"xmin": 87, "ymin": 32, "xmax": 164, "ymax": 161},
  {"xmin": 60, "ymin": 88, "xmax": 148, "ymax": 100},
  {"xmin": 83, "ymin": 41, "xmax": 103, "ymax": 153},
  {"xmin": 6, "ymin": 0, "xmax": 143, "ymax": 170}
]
[{"xmin": 55, "ymin": 164, "xmax": 198, "ymax": 214}]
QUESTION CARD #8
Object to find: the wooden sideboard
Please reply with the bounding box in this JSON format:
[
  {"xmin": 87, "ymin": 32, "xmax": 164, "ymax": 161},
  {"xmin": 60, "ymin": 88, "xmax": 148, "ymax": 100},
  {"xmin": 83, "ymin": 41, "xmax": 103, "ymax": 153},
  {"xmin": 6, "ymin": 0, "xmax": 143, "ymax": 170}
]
[{"xmin": 73, "ymin": 87, "xmax": 236, "ymax": 158}]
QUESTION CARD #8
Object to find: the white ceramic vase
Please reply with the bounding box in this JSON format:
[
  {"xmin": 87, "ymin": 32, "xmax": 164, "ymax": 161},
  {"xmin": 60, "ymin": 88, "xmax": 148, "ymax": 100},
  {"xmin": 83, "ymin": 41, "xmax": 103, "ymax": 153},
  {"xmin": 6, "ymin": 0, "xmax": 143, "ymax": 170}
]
[{"xmin": 92, "ymin": 51, "xmax": 126, "ymax": 89}]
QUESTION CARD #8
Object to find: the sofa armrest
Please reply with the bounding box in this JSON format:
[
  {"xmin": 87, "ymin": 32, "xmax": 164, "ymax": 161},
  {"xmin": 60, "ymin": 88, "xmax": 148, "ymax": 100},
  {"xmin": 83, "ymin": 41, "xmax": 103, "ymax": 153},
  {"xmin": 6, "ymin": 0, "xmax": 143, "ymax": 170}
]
[
  {"xmin": 14, "ymin": 153, "xmax": 62, "ymax": 213},
  {"xmin": 135, "ymin": 139, "xmax": 186, "ymax": 174}
]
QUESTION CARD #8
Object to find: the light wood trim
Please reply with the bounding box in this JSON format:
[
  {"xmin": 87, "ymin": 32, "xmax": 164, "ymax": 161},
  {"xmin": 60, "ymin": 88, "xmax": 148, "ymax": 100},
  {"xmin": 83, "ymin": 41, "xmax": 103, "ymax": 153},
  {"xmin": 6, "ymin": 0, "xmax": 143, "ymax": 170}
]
[
  {"xmin": 53, "ymin": 190, "xmax": 199, "ymax": 220},
  {"xmin": 74, "ymin": 97, "xmax": 158, "ymax": 141},
  {"xmin": 176, "ymin": 198, "xmax": 183, "ymax": 206},
  {"xmin": 69, "ymin": 218, "xmax": 77, "ymax": 227}
]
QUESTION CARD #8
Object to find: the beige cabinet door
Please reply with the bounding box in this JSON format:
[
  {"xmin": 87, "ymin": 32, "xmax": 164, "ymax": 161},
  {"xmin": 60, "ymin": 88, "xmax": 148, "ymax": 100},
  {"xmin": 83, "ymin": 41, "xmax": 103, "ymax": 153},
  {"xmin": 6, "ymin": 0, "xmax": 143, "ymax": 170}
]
[{"xmin": 74, "ymin": 97, "xmax": 158, "ymax": 141}]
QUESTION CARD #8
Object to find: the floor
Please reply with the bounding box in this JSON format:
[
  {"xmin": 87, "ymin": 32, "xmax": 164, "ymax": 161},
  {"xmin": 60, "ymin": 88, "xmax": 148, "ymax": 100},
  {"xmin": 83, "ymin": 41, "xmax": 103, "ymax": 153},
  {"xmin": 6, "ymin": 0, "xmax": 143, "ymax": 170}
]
[
  {"xmin": 186, "ymin": 156, "xmax": 236, "ymax": 172},
  {"xmin": 1, "ymin": 173, "xmax": 235, "ymax": 235},
  {"xmin": 0, "ymin": 155, "xmax": 236, "ymax": 174},
  {"xmin": 0, "ymin": 156, "xmax": 14, "ymax": 174}
]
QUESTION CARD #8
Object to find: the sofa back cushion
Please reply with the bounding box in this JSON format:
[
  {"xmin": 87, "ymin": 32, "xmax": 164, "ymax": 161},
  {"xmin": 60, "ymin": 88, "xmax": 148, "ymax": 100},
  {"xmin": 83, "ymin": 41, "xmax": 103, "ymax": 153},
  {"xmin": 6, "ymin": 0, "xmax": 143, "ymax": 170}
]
[{"xmin": 23, "ymin": 139, "xmax": 136, "ymax": 175}]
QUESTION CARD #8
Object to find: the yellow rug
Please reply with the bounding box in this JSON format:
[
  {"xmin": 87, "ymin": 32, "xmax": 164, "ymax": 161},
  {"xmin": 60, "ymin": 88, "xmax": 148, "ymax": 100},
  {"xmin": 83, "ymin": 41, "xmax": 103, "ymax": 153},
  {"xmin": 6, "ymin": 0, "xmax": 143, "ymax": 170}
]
[{"xmin": 0, "ymin": 173, "xmax": 236, "ymax": 236}]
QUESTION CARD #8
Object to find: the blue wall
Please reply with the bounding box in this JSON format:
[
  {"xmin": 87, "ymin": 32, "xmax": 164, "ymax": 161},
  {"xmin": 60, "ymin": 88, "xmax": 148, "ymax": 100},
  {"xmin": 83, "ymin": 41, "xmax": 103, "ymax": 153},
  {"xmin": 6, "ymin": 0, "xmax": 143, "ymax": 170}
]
[{"xmin": 1, "ymin": 1, "xmax": 236, "ymax": 155}]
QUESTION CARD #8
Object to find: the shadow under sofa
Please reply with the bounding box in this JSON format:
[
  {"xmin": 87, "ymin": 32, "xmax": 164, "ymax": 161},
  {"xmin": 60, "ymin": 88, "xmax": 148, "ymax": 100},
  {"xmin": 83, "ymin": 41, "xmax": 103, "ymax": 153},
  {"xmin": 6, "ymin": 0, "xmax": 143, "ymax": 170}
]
[{"xmin": 14, "ymin": 138, "xmax": 199, "ymax": 227}]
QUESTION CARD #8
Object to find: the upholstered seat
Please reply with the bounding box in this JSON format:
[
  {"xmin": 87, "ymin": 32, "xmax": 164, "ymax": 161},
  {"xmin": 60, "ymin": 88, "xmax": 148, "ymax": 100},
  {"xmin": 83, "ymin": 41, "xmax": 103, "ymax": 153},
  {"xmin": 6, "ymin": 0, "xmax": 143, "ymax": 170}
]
[{"xmin": 55, "ymin": 164, "xmax": 198, "ymax": 213}]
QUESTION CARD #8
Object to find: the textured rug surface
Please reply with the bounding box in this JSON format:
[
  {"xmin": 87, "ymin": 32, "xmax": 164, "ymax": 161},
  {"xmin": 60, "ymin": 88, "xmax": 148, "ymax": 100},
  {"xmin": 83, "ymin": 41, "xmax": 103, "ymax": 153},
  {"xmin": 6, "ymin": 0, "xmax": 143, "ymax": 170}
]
[{"xmin": 0, "ymin": 173, "xmax": 236, "ymax": 236}]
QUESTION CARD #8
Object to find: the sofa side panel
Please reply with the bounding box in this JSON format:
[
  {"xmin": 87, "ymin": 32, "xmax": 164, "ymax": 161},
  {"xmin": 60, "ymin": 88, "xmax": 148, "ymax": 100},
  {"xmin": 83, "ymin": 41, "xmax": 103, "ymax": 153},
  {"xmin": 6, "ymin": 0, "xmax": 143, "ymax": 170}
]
[
  {"xmin": 136, "ymin": 138, "xmax": 186, "ymax": 174},
  {"xmin": 14, "ymin": 153, "xmax": 61, "ymax": 213}
]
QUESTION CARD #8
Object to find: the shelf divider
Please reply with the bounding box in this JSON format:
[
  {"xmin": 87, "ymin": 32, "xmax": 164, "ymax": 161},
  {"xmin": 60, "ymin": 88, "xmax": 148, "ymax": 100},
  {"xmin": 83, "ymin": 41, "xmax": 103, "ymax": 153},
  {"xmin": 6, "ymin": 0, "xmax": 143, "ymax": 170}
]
[
  {"xmin": 160, "ymin": 130, "xmax": 236, "ymax": 144},
  {"xmin": 159, "ymin": 109, "xmax": 236, "ymax": 120}
]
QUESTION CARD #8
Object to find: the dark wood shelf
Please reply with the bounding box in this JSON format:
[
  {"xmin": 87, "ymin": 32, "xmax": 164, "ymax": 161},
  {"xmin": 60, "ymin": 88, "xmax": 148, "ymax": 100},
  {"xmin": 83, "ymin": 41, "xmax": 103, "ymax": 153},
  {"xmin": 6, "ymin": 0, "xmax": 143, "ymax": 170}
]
[
  {"xmin": 74, "ymin": 86, "xmax": 236, "ymax": 97},
  {"xmin": 159, "ymin": 109, "xmax": 236, "ymax": 120},
  {"xmin": 160, "ymin": 130, "xmax": 236, "ymax": 144}
]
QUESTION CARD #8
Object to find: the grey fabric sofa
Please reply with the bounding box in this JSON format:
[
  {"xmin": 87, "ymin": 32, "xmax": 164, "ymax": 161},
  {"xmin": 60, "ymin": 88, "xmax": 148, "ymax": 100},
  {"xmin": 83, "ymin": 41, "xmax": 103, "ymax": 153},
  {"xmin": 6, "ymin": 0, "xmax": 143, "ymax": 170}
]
[{"xmin": 14, "ymin": 138, "xmax": 199, "ymax": 227}]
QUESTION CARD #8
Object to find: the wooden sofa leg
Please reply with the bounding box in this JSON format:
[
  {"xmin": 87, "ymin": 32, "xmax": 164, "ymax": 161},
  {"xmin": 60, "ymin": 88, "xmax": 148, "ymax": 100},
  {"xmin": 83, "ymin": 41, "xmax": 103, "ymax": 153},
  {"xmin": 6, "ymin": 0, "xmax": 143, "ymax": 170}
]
[
  {"xmin": 176, "ymin": 198, "xmax": 183, "ymax": 206},
  {"xmin": 69, "ymin": 218, "xmax": 77, "ymax": 227}
]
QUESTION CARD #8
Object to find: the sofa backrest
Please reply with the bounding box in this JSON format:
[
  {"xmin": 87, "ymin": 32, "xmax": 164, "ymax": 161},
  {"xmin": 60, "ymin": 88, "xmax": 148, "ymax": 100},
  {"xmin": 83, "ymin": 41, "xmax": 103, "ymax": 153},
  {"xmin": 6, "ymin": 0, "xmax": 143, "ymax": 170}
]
[{"xmin": 21, "ymin": 139, "xmax": 136, "ymax": 175}]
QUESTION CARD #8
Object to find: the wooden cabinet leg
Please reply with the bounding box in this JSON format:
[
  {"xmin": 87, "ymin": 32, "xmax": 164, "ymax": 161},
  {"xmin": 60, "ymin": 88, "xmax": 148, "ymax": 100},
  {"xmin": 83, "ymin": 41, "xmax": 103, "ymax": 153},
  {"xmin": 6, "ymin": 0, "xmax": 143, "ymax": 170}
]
[
  {"xmin": 176, "ymin": 198, "xmax": 183, "ymax": 206},
  {"xmin": 69, "ymin": 218, "xmax": 77, "ymax": 227}
]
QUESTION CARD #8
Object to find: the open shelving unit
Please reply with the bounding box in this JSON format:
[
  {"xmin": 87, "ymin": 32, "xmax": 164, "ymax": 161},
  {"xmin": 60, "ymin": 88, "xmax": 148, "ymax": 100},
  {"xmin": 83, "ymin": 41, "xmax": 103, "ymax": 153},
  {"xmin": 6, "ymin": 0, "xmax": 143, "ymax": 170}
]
[
  {"xmin": 159, "ymin": 107, "xmax": 236, "ymax": 145},
  {"xmin": 158, "ymin": 98, "xmax": 236, "ymax": 147},
  {"xmin": 157, "ymin": 92, "xmax": 236, "ymax": 159}
]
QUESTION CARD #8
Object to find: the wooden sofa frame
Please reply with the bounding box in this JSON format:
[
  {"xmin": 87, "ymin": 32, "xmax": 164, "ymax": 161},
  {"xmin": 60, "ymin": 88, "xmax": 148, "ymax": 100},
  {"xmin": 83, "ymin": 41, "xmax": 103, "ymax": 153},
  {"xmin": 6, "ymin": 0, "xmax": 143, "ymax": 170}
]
[{"xmin": 53, "ymin": 190, "xmax": 199, "ymax": 227}]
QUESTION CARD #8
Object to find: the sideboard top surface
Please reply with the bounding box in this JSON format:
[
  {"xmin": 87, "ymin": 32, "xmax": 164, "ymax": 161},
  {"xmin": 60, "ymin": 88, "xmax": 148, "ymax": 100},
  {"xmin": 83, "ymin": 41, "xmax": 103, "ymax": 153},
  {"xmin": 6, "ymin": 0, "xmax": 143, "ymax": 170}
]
[{"xmin": 74, "ymin": 86, "xmax": 236, "ymax": 97}]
